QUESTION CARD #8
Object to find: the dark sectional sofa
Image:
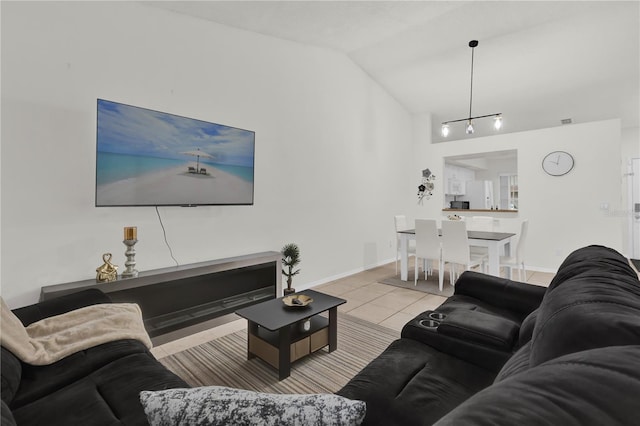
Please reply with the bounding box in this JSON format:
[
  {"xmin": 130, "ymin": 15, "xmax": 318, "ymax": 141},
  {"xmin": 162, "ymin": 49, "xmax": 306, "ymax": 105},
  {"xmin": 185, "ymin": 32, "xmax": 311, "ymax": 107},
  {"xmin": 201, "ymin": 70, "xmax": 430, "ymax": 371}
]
[
  {"xmin": 3, "ymin": 245, "xmax": 639, "ymax": 426},
  {"xmin": 1, "ymin": 289, "xmax": 188, "ymax": 426},
  {"xmin": 338, "ymin": 245, "xmax": 640, "ymax": 425}
]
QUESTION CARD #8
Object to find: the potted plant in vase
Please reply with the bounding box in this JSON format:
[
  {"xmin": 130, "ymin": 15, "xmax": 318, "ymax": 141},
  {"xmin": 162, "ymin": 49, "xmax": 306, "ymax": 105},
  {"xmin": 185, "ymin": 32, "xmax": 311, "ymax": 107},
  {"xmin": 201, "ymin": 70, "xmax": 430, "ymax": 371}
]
[{"xmin": 281, "ymin": 243, "xmax": 301, "ymax": 295}]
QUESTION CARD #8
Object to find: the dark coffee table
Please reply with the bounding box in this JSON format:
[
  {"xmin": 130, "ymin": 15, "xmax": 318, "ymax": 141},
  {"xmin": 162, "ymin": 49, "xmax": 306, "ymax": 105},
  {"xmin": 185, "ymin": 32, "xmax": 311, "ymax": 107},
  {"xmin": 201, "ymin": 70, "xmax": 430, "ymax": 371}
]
[{"xmin": 235, "ymin": 289, "xmax": 346, "ymax": 379}]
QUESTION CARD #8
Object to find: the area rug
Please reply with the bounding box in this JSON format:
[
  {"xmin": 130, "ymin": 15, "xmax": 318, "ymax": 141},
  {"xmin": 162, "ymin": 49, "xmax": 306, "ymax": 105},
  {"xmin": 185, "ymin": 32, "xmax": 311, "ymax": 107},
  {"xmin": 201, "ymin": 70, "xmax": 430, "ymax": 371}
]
[
  {"xmin": 379, "ymin": 269, "xmax": 455, "ymax": 297},
  {"xmin": 159, "ymin": 313, "xmax": 399, "ymax": 395}
]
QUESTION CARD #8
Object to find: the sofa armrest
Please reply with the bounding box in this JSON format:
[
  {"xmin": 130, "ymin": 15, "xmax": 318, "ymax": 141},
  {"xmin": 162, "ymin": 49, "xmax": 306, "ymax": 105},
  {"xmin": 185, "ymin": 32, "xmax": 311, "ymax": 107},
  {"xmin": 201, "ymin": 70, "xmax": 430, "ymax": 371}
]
[
  {"xmin": 401, "ymin": 312, "xmax": 513, "ymax": 373},
  {"xmin": 12, "ymin": 289, "xmax": 112, "ymax": 326},
  {"xmin": 454, "ymin": 271, "xmax": 546, "ymax": 317},
  {"xmin": 402, "ymin": 310, "xmax": 520, "ymax": 372},
  {"xmin": 437, "ymin": 310, "xmax": 519, "ymax": 351}
]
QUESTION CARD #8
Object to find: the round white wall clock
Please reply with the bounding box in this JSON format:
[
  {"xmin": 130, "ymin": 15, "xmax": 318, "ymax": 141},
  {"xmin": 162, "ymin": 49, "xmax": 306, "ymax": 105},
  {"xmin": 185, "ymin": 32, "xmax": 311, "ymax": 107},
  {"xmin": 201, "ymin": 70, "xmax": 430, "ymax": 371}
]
[{"xmin": 542, "ymin": 151, "xmax": 574, "ymax": 176}]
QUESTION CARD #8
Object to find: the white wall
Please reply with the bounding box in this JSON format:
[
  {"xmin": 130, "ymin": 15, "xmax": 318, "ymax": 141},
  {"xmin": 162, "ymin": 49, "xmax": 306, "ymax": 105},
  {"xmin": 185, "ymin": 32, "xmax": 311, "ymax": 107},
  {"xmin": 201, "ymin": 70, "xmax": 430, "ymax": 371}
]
[
  {"xmin": 412, "ymin": 118, "xmax": 626, "ymax": 271},
  {"xmin": 622, "ymin": 127, "xmax": 640, "ymax": 160},
  {"xmin": 621, "ymin": 127, "xmax": 640, "ymax": 255},
  {"xmin": 0, "ymin": 2, "xmax": 415, "ymax": 307}
]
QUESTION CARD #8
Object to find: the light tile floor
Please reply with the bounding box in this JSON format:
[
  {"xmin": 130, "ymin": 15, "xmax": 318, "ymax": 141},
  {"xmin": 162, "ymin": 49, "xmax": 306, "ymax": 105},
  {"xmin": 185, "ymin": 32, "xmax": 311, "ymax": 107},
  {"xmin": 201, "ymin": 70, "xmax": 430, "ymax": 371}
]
[
  {"xmin": 315, "ymin": 262, "xmax": 554, "ymax": 331},
  {"xmin": 152, "ymin": 261, "xmax": 555, "ymax": 360}
]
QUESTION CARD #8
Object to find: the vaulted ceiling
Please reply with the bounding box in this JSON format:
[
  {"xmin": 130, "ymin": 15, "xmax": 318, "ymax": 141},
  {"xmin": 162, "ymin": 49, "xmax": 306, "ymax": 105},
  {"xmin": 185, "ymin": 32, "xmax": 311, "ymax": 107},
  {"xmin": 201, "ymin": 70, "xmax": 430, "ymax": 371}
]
[{"xmin": 144, "ymin": 1, "xmax": 639, "ymax": 141}]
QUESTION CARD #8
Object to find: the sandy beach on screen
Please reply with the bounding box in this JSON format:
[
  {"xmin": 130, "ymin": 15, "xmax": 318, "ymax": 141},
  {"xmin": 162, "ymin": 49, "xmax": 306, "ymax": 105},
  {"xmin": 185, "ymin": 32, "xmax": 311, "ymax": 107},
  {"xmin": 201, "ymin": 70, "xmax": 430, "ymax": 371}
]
[{"xmin": 97, "ymin": 164, "xmax": 253, "ymax": 205}]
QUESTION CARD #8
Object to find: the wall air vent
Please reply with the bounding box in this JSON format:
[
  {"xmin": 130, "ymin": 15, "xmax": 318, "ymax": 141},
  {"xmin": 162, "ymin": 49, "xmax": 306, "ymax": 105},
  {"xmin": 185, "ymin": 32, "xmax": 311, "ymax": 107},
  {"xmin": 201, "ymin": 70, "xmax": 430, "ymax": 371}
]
[{"xmin": 561, "ymin": 118, "xmax": 573, "ymax": 125}]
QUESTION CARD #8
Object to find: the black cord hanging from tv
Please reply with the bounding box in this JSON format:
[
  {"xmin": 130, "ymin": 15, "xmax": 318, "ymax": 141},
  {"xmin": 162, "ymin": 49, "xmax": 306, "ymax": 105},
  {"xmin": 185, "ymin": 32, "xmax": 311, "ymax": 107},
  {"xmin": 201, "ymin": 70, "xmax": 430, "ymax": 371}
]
[{"xmin": 155, "ymin": 206, "xmax": 179, "ymax": 267}]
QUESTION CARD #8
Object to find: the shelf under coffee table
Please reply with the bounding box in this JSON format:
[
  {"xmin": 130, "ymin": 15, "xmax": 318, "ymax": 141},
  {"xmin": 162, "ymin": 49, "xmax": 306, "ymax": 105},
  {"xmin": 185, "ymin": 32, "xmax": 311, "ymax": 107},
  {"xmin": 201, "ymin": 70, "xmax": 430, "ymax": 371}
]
[{"xmin": 235, "ymin": 289, "xmax": 346, "ymax": 380}]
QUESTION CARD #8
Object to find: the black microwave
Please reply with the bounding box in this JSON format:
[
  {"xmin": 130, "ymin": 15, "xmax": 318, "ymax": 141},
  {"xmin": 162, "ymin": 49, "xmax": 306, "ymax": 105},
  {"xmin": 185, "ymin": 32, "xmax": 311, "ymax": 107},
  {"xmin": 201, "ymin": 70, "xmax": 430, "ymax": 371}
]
[{"xmin": 450, "ymin": 201, "xmax": 470, "ymax": 209}]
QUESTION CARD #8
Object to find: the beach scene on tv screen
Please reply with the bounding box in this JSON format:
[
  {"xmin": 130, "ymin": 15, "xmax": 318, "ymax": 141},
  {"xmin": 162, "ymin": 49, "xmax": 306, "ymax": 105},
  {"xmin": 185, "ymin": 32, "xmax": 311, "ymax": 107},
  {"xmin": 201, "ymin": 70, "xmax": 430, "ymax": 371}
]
[{"xmin": 96, "ymin": 99, "xmax": 255, "ymax": 206}]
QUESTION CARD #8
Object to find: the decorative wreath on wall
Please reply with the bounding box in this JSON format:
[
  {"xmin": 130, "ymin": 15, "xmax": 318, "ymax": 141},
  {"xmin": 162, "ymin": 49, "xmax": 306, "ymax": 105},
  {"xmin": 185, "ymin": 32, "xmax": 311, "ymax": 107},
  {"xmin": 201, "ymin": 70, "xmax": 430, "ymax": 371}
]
[{"xmin": 418, "ymin": 168, "xmax": 436, "ymax": 205}]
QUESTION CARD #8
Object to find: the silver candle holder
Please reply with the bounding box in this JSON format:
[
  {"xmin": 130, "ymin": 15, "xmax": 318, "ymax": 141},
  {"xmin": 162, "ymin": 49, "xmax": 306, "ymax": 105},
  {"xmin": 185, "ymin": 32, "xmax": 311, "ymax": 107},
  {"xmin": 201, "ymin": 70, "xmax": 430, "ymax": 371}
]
[
  {"xmin": 121, "ymin": 226, "xmax": 139, "ymax": 279},
  {"xmin": 121, "ymin": 239, "xmax": 139, "ymax": 278}
]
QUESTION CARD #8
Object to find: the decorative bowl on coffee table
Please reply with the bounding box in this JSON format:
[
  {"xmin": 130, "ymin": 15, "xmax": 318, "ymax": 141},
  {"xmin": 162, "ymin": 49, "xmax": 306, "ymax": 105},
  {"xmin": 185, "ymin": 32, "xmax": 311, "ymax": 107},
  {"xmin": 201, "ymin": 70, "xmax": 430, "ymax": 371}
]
[{"xmin": 283, "ymin": 294, "xmax": 313, "ymax": 307}]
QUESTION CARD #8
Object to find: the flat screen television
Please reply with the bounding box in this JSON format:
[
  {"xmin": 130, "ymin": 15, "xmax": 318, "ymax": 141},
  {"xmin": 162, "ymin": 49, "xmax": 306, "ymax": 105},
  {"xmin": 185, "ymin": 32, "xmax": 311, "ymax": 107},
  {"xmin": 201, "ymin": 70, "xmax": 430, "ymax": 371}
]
[{"xmin": 95, "ymin": 99, "xmax": 255, "ymax": 207}]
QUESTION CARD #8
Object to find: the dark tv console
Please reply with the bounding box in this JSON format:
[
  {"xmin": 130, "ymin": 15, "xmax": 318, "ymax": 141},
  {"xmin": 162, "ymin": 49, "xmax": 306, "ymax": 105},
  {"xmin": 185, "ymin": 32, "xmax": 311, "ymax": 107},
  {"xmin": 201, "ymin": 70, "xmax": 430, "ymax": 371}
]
[{"xmin": 40, "ymin": 251, "xmax": 282, "ymax": 345}]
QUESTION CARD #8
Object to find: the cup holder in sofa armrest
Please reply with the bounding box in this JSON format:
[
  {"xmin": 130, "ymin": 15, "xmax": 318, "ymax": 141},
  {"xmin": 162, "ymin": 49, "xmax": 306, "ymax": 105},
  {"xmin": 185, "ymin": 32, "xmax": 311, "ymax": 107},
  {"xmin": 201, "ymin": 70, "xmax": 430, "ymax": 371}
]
[
  {"xmin": 437, "ymin": 310, "xmax": 519, "ymax": 351},
  {"xmin": 428, "ymin": 312, "xmax": 447, "ymax": 321},
  {"xmin": 417, "ymin": 312, "xmax": 447, "ymax": 330},
  {"xmin": 419, "ymin": 318, "xmax": 442, "ymax": 329}
]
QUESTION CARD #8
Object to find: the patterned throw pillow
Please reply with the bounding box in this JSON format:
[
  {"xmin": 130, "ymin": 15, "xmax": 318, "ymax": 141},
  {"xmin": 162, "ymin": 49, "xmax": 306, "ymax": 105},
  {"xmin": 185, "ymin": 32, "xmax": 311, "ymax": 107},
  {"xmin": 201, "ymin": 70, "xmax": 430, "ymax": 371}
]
[{"xmin": 140, "ymin": 386, "xmax": 366, "ymax": 426}]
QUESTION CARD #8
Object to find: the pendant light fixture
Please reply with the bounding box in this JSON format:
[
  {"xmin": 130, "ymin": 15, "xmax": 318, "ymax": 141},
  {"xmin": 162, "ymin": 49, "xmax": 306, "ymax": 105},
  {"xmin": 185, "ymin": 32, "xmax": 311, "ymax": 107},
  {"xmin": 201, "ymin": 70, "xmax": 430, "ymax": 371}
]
[{"xmin": 441, "ymin": 40, "xmax": 502, "ymax": 137}]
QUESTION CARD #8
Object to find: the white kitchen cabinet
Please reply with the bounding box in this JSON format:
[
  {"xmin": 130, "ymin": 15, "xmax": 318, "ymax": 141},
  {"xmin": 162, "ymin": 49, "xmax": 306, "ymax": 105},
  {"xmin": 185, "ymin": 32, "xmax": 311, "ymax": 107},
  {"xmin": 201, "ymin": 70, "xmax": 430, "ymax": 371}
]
[{"xmin": 444, "ymin": 165, "xmax": 474, "ymax": 195}]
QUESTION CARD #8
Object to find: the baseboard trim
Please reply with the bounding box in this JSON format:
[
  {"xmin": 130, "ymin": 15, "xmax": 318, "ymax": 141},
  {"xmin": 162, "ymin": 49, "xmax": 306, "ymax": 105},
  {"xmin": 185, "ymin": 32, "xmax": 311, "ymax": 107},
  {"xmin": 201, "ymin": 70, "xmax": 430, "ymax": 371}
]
[{"xmin": 297, "ymin": 257, "xmax": 397, "ymax": 292}]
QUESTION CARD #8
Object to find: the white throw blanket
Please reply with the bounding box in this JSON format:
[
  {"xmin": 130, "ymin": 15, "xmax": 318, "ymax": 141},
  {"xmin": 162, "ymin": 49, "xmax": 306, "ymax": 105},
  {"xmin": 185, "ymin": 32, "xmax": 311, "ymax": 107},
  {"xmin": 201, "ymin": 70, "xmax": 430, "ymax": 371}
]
[{"xmin": 0, "ymin": 298, "xmax": 152, "ymax": 365}]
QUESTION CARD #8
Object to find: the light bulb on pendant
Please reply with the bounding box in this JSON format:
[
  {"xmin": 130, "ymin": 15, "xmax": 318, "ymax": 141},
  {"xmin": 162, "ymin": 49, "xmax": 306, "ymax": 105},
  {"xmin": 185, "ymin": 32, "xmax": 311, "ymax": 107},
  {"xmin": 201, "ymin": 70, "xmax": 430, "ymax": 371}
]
[
  {"xmin": 441, "ymin": 124, "xmax": 450, "ymax": 137},
  {"xmin": 465, "ymin": 120, "xmax": 474, "ymax": 134},
  {"xmin": 494, "ymin": 115, "xmax": 503, "ymax": 130}
]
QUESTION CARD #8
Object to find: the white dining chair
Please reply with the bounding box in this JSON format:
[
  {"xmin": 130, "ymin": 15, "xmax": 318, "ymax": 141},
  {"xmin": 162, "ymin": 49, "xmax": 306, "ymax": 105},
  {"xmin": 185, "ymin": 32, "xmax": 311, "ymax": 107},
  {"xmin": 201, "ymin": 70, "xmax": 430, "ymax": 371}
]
[
  {"xmin": 394, "ymin": 215, "xmax": 415, "ymax": 274},
  {"xmin": 441, "ymin": 220, "xmax": 487, "ymax": 285},
  {"xmin": 500, "ymin": 219, "xmax": 529, "ymax": 281},
  {"xmin": 469, "ymin": 216, "xmax": 494, "ymax": 231},
  {"xmin": 467, "ymin": 216, "xmax": 494, "ymax": 257},
  {"xmin": 414, "ymin": 219, "xmax": 444, "ymax": 290}
]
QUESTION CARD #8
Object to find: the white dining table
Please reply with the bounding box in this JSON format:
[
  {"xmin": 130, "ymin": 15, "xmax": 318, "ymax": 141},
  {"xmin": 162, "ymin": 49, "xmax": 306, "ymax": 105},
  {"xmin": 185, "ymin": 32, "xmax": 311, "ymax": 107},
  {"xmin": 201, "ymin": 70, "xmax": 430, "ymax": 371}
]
[{"xmin": 397, "ymin": 229, "xmax": 515, "ymax": 281}]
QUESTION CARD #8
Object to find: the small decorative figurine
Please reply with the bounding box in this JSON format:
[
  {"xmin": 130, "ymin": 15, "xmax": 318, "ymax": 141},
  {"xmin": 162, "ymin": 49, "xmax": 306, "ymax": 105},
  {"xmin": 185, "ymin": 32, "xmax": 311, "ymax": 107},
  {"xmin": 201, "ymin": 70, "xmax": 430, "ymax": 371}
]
[{"xmin": 96, "ymin": 253, "xmax": 118, "ymax": 283}]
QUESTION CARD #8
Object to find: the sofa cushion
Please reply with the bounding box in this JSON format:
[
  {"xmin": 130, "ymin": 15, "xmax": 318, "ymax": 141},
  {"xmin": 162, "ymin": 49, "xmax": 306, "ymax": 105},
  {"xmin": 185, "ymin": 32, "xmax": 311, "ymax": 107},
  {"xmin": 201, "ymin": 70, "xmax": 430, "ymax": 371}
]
[
  {"xmin": 336, "ymin": 338, "xmax": 495, "ymax": 426},
  {"xmin": 12, "ymin": 288, "xmax": 111, "ymax": 326},
  {"xmin": 1, "ymin": 400, "xmax": 16, "ymax": 426},
  {"xmin": 546, "ymin": 245, "xmax": 639, "ymax": 293},
  {"xmin": 1, "ymin": 347, "xmax": 21, "ymax": 404},
  {"xmin": 493, "ymin": 341, "xmax": 531, "ymax": 383},
  {"xmin": 11, "ymin": 339, "xmax": 151, "ymax": 408},
  {"xmin": 140, "ymin": 386, "xmax": 366, "ymax": 426},
  {"xmin": 529, "ymin": 246, "xmax": 640, "ymax": 367},
  {"xmin": 452, "ymin": 271, "xmax": 546, "ymax": 319},
  {"xmin": 12, "ymin": 352, "xmax": 188, "ymax": 426},
  {"xmin": 516, "ymin": 308, "xmax": 538, "ymax": 347},
  {"xmin": 434, "ymin": 345, "xmax": 640, "ymax": 426}
]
